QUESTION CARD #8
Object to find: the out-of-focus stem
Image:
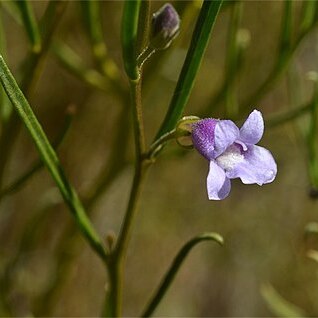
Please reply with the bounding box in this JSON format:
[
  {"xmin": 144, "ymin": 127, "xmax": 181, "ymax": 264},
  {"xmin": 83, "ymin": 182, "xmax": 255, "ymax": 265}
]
[
  {"xmin": 0, "ymin": 108, "xmax": 74, "ymax": 200},
  {"xmin": 53, "ymin": 41, "xmax": 111, "ymax": 92},
  {"xmin": 265, "ymin": 102, "xmax": 311, "ymax": 128},
  {"xmin": 0, "ymin": 1, "xmax": 68, "ymax": 195},
  {"xmin": 224, "ymin": 1, "xmax": 242, "ymax": 118},
  {"xmin": 84, "ymin": 105, "xmax": 130, "ymax": 209},
  {"xmin": 80, "ymin": 0, "xmax": 126, "ymax": 96},
  {"xmin": 0, "ymin": 192, "xmax": 62, "ymax": 316},
  {"xmin": 307, "ymin": 79, "xmax": 318, "ymax": 192},
  {"xmin": 241, "ymin": 4, "xmax": 317, "ymax": 113},
  {"xmin": 0, "ymin": 53, "xmax": 108, "ymax": 264},
  {"xmin": 34, "ymin": 105, "xmax": 130, "ymax": 315},
  {"xmin": 15, "ymin": 0, "xmax": 42, "ymax": 53}
]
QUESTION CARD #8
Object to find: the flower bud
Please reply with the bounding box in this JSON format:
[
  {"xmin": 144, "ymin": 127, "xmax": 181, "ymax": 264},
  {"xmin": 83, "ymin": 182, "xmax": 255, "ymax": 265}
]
[{"xmin": 150, "ymin": 3, "xmax": 180, "ymax": 50}]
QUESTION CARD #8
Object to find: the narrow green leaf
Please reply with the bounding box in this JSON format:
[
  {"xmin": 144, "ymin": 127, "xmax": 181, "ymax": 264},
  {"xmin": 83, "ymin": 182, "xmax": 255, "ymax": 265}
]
[
  {"xmin": 261, "ymin": 283, "xmax": 306, "ymax": 317},
  {"xmin": 142, "ymin": 232, "xmax": 224, "ymax": 317},
  {"xmin": 0, "ymin": 55, "xmax": 107, "ymax": 261},
  {"xmin": 155, "ymin": 0, "xmax": 223, "ymax": 139},
  {"xmin": 121, "ymin": 0, "xmax": 141, "ymax": 80},
  {"xmin": 15, "ymin": 0, "xmax": 42, "ymax": 53}
]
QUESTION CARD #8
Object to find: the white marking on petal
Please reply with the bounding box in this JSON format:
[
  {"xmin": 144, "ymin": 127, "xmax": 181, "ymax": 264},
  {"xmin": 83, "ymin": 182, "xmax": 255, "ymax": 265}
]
[{"xmin": 216, "ymin": 145, "xmax": 244, "ymax": 171}]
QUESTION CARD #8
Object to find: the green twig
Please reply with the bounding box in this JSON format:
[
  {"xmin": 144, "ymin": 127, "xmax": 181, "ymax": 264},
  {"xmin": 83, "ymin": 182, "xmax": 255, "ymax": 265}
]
[
  {"xmin": 35, "ymin": 106, "xmax": 130, "ymax": 316},
  {"xmin": 261, "ymin": 283, "xmax": 306, "ymax": 317},
  {"xmin": 241, "ymin": 2, "xmax": 317, "ymax": 112},
  {"xmin": 0, "ymin": 0, "xmax": 68, "ymax": 194},
  {"xmin": 142, "ymin": 233, "xmax": 224, "ymax": 317},
  {"xmin": 106, "ymin": 78, "xmax": 149, "ymax": 317},
  {"xmin": 53, "ymin": 41, "xmax": 110, "ymax": 92},
  {"xmin": 155, "ymin": 0, "xmax": 223, "ymax": 139},
  {"xmin": 0, "ymin": 55, "xmax": 107, "ymax": 262},
  {"xmin": 147, "ymin": 128, "xmax": 177, "ymax": 160},
  {"xmin": 80, "ymin": 0, "xmax": 123, "ymax": 89},
  {"xmin": 15, "ymin": 0, "xmax": 42, "ymax": 53},
  {"xmin": 121, "ymin": 0, "xmax": 142, "ymax": 81}
]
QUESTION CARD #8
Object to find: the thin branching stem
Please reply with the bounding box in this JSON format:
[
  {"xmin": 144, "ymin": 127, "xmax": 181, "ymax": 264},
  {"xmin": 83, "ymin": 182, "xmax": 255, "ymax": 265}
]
[{"xmin": 106, "ymin": 77, "xmax": 149, "ymax": 317}]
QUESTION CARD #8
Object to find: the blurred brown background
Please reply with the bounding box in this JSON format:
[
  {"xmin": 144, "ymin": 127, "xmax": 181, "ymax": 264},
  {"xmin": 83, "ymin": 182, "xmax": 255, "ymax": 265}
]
[{"xmin": 0, "ymin": 1, "xmax": 318, "ymax": 316}]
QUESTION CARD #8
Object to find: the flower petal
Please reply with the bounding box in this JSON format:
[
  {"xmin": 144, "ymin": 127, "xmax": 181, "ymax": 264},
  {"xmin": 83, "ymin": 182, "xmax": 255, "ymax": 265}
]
[
  {"xmin": 214, "ymin": 120, "xmax": 240, "ymax": 157},
  {"xmin": 239, "ymin": 109, "xmax": 264, "ymax": 145},
  {"xmin": 207, "ymin": 160, "xmax": 231, "ymax": 200},
  {"xmin": 191, "ymin": 118, "xmax": 218, "ymax": 160},
  {"xmin": 226, "ymin": 145, "xmax": 277, "ymax": 185}
]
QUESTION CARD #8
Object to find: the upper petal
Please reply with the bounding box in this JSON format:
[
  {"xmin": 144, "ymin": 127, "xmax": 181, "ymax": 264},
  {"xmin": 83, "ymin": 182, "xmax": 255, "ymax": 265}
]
[
  {"xmin": 214, "ymin": 120, "xmax": 240, "ymax": 158},
  {"xmin": 239, "ymin": 110, "xmax": 264, "ymax": 145},
  {"xmin": 226, "ymin": 144, "xmax": 277, "ymax": 185},
  {"xmin": 207, "ymin": 160, "xmax": 232, "ymax": 200}
]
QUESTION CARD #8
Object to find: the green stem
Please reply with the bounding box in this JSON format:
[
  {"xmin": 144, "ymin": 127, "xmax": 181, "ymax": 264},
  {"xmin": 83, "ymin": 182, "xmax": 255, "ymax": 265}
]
[
  {"xmin": 155, "ymin": 0, "xmax": 223, "ymax": 139},
  {"xmin": 241, "ymin": 13, "xmax": 317, "ymax": 112},
  {"xmin": 80, "ymin": 0, "xmax": 124, "ymax": 92},
  {"xmin": 142, "ymin": 233, "xmax": 224, "ymax": 317},
  {"xmin": 147, "ymin": 129, "xmax": 177, "ymax": 160},
  {"xmin": 53, "ymin": 41, "xmax": 111, "ymax": 92},
  {"xmin": 106, "ymin": 78, "xmax": 148, "ymax": 317},
  {"xmin": 0, "ymin": 0, "xmax": 67, "ymax": 193},
  {"xmin": 0, "ymin": 54, "xmax": 107, "ymax": 262},
  {"xmin": 35, "ymin": 106, "xmax": 130, "ymax": 316},
  {"xmin": 107, "ymin": 160, "xmax": 148, "ymax": 317},
  {"xmin": 116, "ymin": 79, "xmax": 146, "ymax": 252},
  {"xmin": 15, "ymin": 0, "xmax": 42, "ymax": 53}
]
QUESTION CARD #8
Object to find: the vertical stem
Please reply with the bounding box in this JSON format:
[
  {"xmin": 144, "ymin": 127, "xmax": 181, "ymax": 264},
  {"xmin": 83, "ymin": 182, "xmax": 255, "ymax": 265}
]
[
  {"xmin": 105, "ymin": 2, "xmax": 149, "ymax": 315},
  {"xmin": 105, "ymin": 78, "xmax": 148, "ymax": 316}
]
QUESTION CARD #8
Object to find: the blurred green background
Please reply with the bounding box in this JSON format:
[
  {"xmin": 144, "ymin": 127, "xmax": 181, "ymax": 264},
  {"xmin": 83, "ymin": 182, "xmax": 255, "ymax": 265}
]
[{"xmin": 0, "ymin": 0, "xmax": 318, "ymax": 316}]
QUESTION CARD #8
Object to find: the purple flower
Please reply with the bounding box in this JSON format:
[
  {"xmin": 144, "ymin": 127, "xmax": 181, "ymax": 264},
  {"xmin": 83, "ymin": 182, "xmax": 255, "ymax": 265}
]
[{"xmin": 191, "ymin": 110, "xmax": 277, "ymax": 200}]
